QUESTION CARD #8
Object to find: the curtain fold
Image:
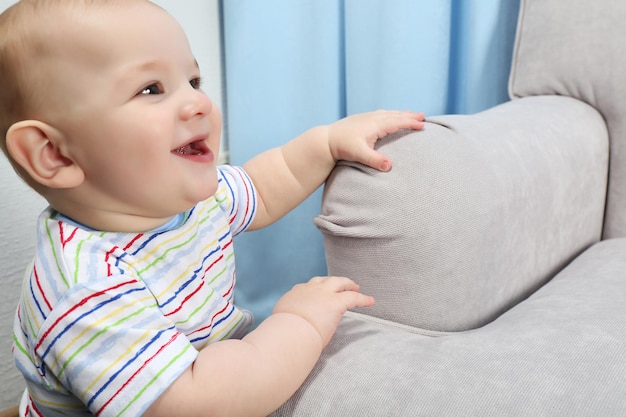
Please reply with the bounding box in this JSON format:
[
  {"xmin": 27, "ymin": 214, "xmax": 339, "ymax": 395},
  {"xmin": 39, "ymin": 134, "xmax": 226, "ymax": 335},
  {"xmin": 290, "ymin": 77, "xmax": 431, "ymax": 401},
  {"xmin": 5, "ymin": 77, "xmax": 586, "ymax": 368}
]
[
  {"xmin": 222, "ymin": 0, "xmax": 520, "ymax": 322},
  {"xmin": 344, "ymin": 0, "xmax": 454, "ymax": 114}
]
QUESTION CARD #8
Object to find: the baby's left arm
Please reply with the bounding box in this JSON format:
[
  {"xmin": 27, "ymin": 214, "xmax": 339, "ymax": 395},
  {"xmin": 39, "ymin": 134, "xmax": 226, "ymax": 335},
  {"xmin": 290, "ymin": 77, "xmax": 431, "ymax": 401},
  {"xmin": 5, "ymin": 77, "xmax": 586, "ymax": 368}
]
[{"xmin": 244, "ymin": 110, "xmax": 425, "ymax": 230}]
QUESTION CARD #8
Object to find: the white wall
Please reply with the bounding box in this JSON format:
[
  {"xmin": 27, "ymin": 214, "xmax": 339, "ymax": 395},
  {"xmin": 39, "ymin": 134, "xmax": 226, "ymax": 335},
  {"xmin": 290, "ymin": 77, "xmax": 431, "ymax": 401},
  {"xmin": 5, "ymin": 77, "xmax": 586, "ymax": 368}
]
[{"xmin": 0, "ymin": 0, "xmax": 223, "ymax": 408}]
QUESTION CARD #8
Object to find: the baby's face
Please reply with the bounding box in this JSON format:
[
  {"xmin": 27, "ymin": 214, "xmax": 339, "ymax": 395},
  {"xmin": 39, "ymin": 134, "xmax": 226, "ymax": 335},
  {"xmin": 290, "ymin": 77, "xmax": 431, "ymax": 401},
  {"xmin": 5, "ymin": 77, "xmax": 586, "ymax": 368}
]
[{"xmin": 37, "ymin": 1, "xmax": 223, "ymax": 225}]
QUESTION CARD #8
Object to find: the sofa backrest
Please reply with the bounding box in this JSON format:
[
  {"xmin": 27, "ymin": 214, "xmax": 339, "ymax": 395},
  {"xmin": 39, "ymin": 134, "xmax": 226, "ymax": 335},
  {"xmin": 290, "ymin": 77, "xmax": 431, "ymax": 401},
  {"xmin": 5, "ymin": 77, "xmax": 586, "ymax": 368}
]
[{"xmin": 510, "ymin": 0, "xmax": 626, "ymax": 239}]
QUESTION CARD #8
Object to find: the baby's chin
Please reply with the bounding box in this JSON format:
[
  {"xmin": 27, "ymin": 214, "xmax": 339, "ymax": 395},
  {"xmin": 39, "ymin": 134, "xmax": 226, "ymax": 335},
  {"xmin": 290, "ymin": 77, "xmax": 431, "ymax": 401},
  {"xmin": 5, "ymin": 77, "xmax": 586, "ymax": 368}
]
[{"xmin": 190, "ymin": 177, "xmax": 220, "ymax": 204}]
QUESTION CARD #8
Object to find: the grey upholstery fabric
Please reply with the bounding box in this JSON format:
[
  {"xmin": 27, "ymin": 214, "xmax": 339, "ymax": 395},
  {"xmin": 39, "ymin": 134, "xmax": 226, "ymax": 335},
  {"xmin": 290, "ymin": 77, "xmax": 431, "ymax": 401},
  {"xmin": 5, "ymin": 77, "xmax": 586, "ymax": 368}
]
[
  {"xmin": 509, "ymin": 0, "xmax": 626, "ymax": 238},
  {"xmin": 316, "ymin": 96, "xmax": 607, "ymax": 331},
  {"xmin": 272, "ymin": 0, "xmax": 626, "ymax": 415},
  {"xmin": 272, "ymin": 239, "xmax": 626, "ymax": 417}
]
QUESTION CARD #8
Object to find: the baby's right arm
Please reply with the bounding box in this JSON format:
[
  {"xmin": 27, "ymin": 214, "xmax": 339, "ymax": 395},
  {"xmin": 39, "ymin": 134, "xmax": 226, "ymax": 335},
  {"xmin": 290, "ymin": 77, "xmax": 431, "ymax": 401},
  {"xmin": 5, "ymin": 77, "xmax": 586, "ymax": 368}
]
[{"xmin": 144, "ymin": 276, "xmax": 374, "ymax": 417}]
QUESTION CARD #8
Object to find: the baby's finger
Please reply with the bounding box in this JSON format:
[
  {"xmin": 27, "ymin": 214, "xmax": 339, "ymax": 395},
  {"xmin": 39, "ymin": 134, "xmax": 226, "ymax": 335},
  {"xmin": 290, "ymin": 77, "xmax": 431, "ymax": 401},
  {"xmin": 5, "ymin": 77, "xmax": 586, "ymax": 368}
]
[
  {"xmin": 322, "ymin": 276, "xmax": 362, "ymax": 293},
  {"xmin": 308, "ymin": 276, "xmax": 326, "ymax": 284},
  {"xmin": 339, "ymin": 291, "xmax": 375, "ymax": 309},
  {"xmin": 374, "ymin": 110, "xmax": 425, "ymax": 131},
  {"xmin": 359, "ymin": 149, "xmax": 392, "ymax": 172}
]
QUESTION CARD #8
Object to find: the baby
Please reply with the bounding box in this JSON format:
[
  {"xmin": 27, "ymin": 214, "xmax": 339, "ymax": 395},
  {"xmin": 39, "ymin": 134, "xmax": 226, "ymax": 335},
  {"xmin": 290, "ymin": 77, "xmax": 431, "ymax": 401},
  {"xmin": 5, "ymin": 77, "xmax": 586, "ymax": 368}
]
[{"xmin": 0, "ymin": 1, "xmax": 424, "ymax": 416}]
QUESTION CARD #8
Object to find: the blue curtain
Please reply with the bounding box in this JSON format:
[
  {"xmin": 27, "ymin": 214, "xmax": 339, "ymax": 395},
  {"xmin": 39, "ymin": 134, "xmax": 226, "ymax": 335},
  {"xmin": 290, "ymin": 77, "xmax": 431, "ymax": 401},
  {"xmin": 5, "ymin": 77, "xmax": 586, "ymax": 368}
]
[{"xmin": 222, "ymin": 0, "xmax": 520, "ymax": 323}]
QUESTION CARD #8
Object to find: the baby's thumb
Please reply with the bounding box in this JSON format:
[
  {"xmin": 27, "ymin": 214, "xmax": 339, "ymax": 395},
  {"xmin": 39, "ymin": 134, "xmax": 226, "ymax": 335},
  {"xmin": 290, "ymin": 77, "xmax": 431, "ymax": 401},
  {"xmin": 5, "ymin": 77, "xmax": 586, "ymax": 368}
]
[{"xmin": 362, "ymin": 150, "xmax": 391, "ymax": 172}]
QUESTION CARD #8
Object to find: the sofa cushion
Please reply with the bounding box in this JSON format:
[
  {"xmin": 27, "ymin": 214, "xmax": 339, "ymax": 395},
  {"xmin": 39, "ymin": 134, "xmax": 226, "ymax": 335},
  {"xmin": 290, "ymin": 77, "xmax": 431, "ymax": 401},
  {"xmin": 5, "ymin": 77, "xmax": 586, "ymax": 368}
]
[
  {"xmin": 315, "ymin": 96, "xmax": 607, "ymax": 331},
  {"xmin": 272, "ymin": 238, "xmax": 626, "ymax": 417},
  {"xmin": 510, "ymin": 0, "xmax": 626, "ymax": 238}
]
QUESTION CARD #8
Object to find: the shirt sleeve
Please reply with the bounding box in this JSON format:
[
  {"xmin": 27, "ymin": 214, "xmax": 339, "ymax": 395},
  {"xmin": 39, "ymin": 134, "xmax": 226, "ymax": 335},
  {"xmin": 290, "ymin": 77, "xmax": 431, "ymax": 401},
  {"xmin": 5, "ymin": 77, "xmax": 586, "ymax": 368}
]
[
  {"xmin": 216, "ymin": 165, "xmax": 257, "ymax": 236},
  {"xmin": 33, "ymin": 275, "xmax": 197, "ymax": 417}
]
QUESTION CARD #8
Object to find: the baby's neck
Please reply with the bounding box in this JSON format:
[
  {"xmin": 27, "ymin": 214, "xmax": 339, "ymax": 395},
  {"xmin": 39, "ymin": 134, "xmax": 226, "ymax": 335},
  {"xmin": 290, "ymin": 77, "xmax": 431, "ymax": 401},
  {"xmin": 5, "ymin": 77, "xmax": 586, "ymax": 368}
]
[{"xmin": 54, "ymin": 211, "xmax": 187, "ymax": 233}]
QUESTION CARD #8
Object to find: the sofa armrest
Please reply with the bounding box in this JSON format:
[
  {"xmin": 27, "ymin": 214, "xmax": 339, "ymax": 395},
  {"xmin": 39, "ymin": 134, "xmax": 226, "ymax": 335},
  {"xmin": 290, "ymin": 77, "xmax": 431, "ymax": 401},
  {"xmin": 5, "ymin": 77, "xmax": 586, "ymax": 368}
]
[{"xmin": 314, "ymin": 95, "xmax": 608, "ymax": 331}]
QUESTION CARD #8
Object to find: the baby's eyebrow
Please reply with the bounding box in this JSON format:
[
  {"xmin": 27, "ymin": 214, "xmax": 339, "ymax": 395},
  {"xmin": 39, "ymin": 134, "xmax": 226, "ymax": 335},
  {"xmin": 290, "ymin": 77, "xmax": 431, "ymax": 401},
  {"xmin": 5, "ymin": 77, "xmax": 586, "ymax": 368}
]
[{"xmin": 129, "ymin": 60, "xmax": 163, "ymax": 73}]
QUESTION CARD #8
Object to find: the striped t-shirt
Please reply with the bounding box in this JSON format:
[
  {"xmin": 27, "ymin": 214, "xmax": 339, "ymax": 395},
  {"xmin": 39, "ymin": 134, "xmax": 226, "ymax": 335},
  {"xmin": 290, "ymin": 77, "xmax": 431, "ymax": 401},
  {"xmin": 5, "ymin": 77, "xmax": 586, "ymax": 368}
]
[{"xmin": 13, "ymin": 165, "xmax": 257, "ymax": 417}]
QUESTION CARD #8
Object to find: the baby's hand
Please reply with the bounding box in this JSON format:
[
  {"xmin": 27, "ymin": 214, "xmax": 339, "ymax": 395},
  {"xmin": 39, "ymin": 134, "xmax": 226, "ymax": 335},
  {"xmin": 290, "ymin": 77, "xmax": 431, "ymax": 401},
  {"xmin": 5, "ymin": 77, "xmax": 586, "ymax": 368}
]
[
  {"xmin": 272, "ymin": 276, "xmax": 375, "ymax": 347},
  {"xmin": 327, "ymin": 110, "xmax": 425, "ymax": 171}
]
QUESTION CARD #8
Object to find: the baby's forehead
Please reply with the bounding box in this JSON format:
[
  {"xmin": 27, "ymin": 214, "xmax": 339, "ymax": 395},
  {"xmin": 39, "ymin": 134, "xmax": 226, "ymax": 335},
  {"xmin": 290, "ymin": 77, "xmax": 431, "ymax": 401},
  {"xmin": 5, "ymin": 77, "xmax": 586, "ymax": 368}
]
[
  {"xmin": 14, "ymin": 0, "xmax": 181, "ymax": 58},
  {"xmin": 5, "ymin": 0, "xmax": 147, "ymax": 45},
  {"xmin": 9, "ymin": 0, "xmax": 165, "ymax": 39},
  {"xmin": 6, "ymin": 0, "xmax": 190, "ymax": 104}
]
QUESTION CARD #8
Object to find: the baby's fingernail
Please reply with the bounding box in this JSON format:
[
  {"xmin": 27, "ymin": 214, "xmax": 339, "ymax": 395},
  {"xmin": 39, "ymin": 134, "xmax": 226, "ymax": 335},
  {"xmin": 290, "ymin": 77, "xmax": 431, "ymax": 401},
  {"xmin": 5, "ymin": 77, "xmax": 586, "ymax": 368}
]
[{"xmin": 381, "ymin": 160, "xmax": 391, "ymax": 171}]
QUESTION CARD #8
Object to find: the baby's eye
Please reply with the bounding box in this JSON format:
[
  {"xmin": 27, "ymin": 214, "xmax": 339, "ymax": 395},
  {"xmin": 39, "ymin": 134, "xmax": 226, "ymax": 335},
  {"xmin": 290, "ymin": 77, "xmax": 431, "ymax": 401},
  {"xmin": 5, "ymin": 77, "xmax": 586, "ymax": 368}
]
[
  {"xmin": 138, "ymin": 83, "xmax": 164, "ymax": 95},
  {"xmin": 189, "ymin": 77, "xmax": 202, "ymax": 90}
]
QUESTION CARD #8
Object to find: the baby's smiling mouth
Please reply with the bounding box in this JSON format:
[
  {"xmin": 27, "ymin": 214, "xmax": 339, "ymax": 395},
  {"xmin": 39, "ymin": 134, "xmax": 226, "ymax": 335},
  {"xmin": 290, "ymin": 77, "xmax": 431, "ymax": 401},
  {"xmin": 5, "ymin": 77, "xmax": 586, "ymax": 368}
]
[{"xmin": 173, "ymin": 139, "xmax": 210, "ymax": 156}]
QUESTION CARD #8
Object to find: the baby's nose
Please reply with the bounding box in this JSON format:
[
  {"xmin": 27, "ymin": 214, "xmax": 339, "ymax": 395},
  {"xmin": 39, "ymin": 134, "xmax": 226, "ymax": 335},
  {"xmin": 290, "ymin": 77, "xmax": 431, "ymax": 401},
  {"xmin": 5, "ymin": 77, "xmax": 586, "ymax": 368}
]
[{"xmin": 181, "ymin": 89, "xmax": 213, "ymax": 120}]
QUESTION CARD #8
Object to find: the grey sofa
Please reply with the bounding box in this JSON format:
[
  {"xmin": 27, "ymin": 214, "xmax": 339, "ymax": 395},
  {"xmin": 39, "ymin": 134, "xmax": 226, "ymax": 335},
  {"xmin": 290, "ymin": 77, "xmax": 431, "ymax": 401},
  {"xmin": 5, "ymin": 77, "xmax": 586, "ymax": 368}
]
[{"xmin": 272, "ymin": 0, "xmax": 626, "ymax": 415}]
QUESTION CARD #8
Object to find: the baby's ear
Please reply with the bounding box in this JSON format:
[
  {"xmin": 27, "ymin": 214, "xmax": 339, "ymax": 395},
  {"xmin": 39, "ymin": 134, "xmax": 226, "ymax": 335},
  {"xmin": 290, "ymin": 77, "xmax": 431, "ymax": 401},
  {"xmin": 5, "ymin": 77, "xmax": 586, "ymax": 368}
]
[{"xmin": 6, "ymin": 120, "xmax": 84, "ymax": 189}]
